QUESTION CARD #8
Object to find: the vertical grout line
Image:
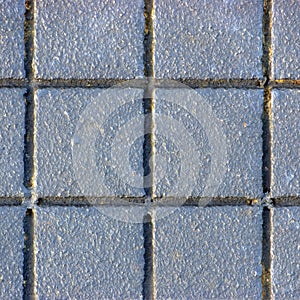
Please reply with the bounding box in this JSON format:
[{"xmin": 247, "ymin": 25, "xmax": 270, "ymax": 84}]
[
  {"xmin": 143, "ymin": 0, "xmax": 156, "ymax": 299},
  {"xmin": 24, "ymin": 0, "xmax": 37, "ymax": 194},
  {"xmin": 143, "ymin": 0, "xmax": 156, "ymax": 198},
  {"xmin": 262, "ymin": 0, "xmax": 274, "ymax": 299},
  {"xmin": 23, "ymin": 0, "xmax": 37, "ymax": 299},
  {"xmin": 23, "ymin": 208, "xmax": 37, "ymax": 300},
  {"xmin": 142, "ymin": 213, "xmax": 156, "ymax": 300},
  {"xmin": 262, "ymin": 207, "xmax": 273, "ymax": 300}
]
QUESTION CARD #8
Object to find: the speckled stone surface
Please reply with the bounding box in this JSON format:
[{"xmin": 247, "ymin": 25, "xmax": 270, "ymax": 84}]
[
  {"xmin": 0, "ymin": 89, "xmax": 25, "ymax": 196},
  {"xmin": 272, "ymin": 207, "xmax": 300, "ymax": 299},
  {"xmin": 35, "ymin": 206, "xmax": 144, "ymax": 299},
  {"xmin": 36, "ymin": 88, "xmax": 145, "ymax": 197},
  {"xmin": 34, "ymin": 0, "xmax": 144, "ymax": 79},
  {"xmin": 0, "ymin": 0, "xmax": 24, "ymax": 78},
  {"xmin": 155, "ymin": 0, "xmax": 263, "ymax": 79},
  {"xmin": 0, "ymin": 207, "xmax": 24, "ymax": 299},
  {"xmin": 154, "ymin": 88, "xmax": 263, "ymax": 198},
  {"xmin": 155, "ymin": 206, "xmax": 263, "ymax": 299},
  {"xmin": 272, "ymin": 89, "xmax": 300, "ymax": 197},
  {"xmin": 273, "ymin": 0, "xmax": 300, "ymax": 79}
]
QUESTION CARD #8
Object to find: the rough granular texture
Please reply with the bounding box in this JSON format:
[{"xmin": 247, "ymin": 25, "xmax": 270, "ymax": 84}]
[
  {"xmin": 0, "ymin": 89, "xmax": 25, "ymax": 196},
  {"xmin": 35, "ymin": 206, "xmax": 144, "ymax": 299},
  {"xmin": 272, "ymin": 208, "xmax": 300, "ymax": 299},
  {"xmin": 272, "ymin": 89, "xmax": 300, "ymax": 197},
  {"xmin": 0, "ymin": 0, "xmax": 24, "ymax": 78},
  {"xmin": 273, "ymin": 0, "xmax": 300, "ymax": 79},
  {"xmin": 155, "ymin": 206, "xmax": 263, "ymax": 299},
  {"xmin": 0, "ymin": 207, "xmax": 24, "ymax": 299},
  {"xmin": 35, "ymin": 0, "xmax": 144, "ymax": 79},
  {"xmin": 155, "ymin": 0, "xmax": 263, "ymax": 79}
]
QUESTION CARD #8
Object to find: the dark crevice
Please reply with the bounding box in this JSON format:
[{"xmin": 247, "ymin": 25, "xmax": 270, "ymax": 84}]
[
  {"xmin": 3, "ymin": 77, "xmax": 300, "ymax": 89},
  {"xmin": 24, "ymin": 0, "xmax": 36, "ymax": 189},
  {"xmin": 23, "ymin": 209, "xmax": 36, "ymax": 300},
  {"xmin": 262, "ymin": 0, "xmax": 273, "ymax": 299},
  {"xmin": 143, "ymin": 0, "xmax": 155, "ymax": 78},
  {"xmin": 262, "ymin": 88, "xmax": 272, "ymax": 193},
  {"xmin": 142, "ymin": 214, "xmax": 155, "ymax": 300},
  {"xmin": 262, "ymin": 207, "xmax": 273, "ymax": 300},
  {"xmin": 143, "ymin": 1, "xmax": 156, "ymax": 299}
]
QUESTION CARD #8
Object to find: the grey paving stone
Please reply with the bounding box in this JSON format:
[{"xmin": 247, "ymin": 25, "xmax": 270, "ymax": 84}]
[
  {"xmin": 154, "ymin": 88, "xmax": 263, "ymax": 198},
  {"xmin": 35, "ymin": 0, "xmax": 144, "ymax": 79},
  {"xmin": 0, "ymin": 89, "xmax": 25, "ymax": 197},
  {"xmin": 0, "ymin": 207, "xmax": 24, "ymax": 299},
  {"xmin": 154, "ymin": 206, "xmax": 262, "ymax": 299},
  {"xmin": 36, "ymin": 206, "xmax": 144, "ymax": 299},
  {"xmin": 0, "ymin": 1, "xmax": 24, "ymax": 78},
  {"xmin": 155, "ymin": 0, "xmax": 263, "ymax": 79},
  {"xmin": 272, "ymin": 89, "xmax": 300, "ymax": 197},
  {"xmin": 272, "ymin": 207, "xmax": 300, "ymax": 298},
  {"xmin": 36, "ymin": 88, "xmax": 145, "ymax": 197},
  {"xmin": 273, "ymin": 0, "xmax": 300, "ymax": 79}
]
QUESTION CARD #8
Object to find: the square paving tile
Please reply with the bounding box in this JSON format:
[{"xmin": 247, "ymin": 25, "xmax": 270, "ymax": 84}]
[
  {"xmin": 0, "ymin": 89, "xmax": 25, "ymax": 197},
  {"xmin": 272, "ymin": 89, "xmax": 300, "ymax": 197},
  {"xmin": 0, "ymin": 0, "xmax": 24, "ymax": 78},
  {"xmin": 155, "ymin": 0, "xmax": 263, "ymax": 79},
  {"xmin": 35, "ymin": 0, "xmax": 145, "ymax": 79}
]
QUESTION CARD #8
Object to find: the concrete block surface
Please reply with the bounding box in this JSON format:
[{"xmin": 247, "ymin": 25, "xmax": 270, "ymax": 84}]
[
  {"xmin": 272, "ymin": 89, "xmax": 300, "ymax": 197},
  {"xmin": 0, "ymin": 0, "xmax": 24, "ymax": 78},
  {"xmin": 155, "ymin": 0, "xmax": 263, "ymax": 79},
  {"xmin": 0, "ymin": 206, "xmax": 24, "ymax": 299},
  {"xmin": 273, "ymin": 0, "xmax": 300, "ymax": 79},
  {"xmin": 36, "ymin": 88, "xmax": 145, "ymax": 197},
  {"xmin": 272, "ymin": 207, "xmax": 300, "ymax": 299},
  {"xmin": 154, "ymin": 88, "xmax": 263, "ymax": 198},
  {"xmin": 35, "ymin": 0, "xmax": 144, "ymax": 79},
  {"xmin": 0, "ymin": 89, "xmax": 25, "ymax": 197},
  {"xmin": 154, "ymin": 206, "xmax": 263, "ymax": 299},
  {"xmin": 35, "ymin": 206, "xmax": 144, "ymax": 299}
]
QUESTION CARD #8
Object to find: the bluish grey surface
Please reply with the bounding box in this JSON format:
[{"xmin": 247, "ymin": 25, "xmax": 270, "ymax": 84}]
[
  {"xmin": 36, "ymin": 206, "xmax": 144, "ymax": 299},
  {"xmin": 155, "ymin": 206, "xmax": 262, "ymax": 299},
  {"xmin": 154, "ymin": 88, "xmax": 263, "ymax": 198},
  {"xmin": 273, "ymin": 0, "xmax": 300, "ymax": 79},
  {"xmin": 0, "ymin": 0, "xmax": 24, "ymax": 78},
  {"xmin": 35, "ymin": 0, "xmax": 144, "ymax": 79},
  {"xmin": 0, "ymin": 207, "xmax": 24, "ymax": 299},
  {"xmin": 0, "ymin": 89, "xmax": 25, "ymax": 196},
  {"xmin": 272, "ymin": 89, "xmax": 300, "ymax": 197},
  {"xmin": 272, "ymin": 208, "xmax": 300, "ymax": 299},
  {"xmin": 36, "ymin": 88, "xmax": 145, "ymax": 197},
  {"xmin": 155, "ymin": 0, "xmax": 263, "ymax": 79}
]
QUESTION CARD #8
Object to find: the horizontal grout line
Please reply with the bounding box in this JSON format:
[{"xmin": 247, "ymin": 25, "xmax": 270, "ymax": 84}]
[
  {"xmin": 0, "ymin": 78, "xmax": 300, "ymax": 89},
  {"xmin": 37, "ymin": 196, "xmax": 146, "ymax": 206},
  {"xmin": 0, "ymin": 198, "xmax": 24, "ymax": 206},
  {"xmin": 273, "ymin": 79, "xmax": 300, "ymax": 89},
  {"xmin": 0, "ymin": 79, "xmax": 27, "ymax": 88},
  {"xmin": 34, "ymin": 78, "xmax": 129, "ymax": 89},
  {"xmin": 272, "ymin": 196, "xmax": 300, "ymax": 206},
  {"xmin": 1, "ymin": 196, "xmax": 300, "ymax": 207}
]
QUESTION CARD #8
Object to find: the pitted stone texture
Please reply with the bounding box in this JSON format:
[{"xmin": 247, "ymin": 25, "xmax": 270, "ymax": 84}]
[
  {"xmin": 0, "ymin": 1, "xmax": 24, "ymax": 78},
  {"xmin": 154, "ymin": 88, "xmax": 263, "ymax": 198},
  {"xmin": 272, "ymin": 89, "xmax": 300, "ymax": 197},
  {"xmin": 35, "ymin": 0, "xmax": 144, "ymax": 79},
  {"xmin": 0, "ymin": 207, "xmax": 24, "ymax": 299},
  {"xmin": 155, "ymin": 0, "xmax": 263, "ymax": 79},
  {"xmin": 273, "ymin": 0, "xmax": 300, "ymax": 79},
  {"xmin": 155, "ymin": 206, "xmax": 262, "ymax": 299},
  {"xmin": 36, "ymin": 88, "xmax": 145, "ymax": 197},
  {"xmin": 273, "ymin": 208, "xmax": 300, "ymax": 299},
  {"xmin": 36, "ymin": 206, "xmax": 144, "ymax": 299},
  {"xmin": 0, "ymin": 89, "xmax": 25, "ymax": 196}
]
